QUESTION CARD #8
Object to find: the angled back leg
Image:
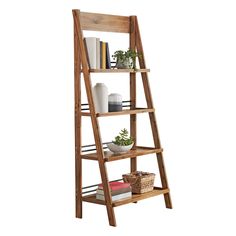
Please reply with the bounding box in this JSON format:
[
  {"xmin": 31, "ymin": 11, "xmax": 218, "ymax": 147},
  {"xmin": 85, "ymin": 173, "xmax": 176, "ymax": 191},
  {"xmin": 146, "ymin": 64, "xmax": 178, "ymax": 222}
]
[{"xmin": 135, "ymin": 16, "xmax": 172, "ymax": 209}]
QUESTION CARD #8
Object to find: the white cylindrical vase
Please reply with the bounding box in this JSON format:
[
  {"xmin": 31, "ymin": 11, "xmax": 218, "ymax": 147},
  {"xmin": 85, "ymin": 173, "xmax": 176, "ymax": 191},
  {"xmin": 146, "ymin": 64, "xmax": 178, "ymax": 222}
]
[{"xmin": 93, "ymin": 83, "xmax": 108, "ymax": 113}]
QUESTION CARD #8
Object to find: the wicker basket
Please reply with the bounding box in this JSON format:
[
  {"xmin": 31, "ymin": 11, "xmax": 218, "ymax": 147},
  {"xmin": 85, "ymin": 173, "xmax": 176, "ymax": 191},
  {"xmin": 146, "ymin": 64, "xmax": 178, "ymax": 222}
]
[{"xmin": 122, "ymin": 171, "xmax": 155, "ymax": 194}]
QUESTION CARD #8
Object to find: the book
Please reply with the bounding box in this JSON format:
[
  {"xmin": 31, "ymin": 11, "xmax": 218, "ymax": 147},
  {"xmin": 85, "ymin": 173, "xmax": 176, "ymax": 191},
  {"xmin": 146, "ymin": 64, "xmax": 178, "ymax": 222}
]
[
  {"xmin": 98, "ymin": 181, "xmax": 130, "ymax": 191},
  {"xmin": 106, "ymin": 42, "xmax": 111, "ymax": 69},
  {"xmin": 96, "ymin": 38, "xmax": 100, "ymax": 69},
  {"xmin": 84, "ymin": 37, "xmax": 97, "ymax": 69},
  {"xmin": 96, "ymin": 191, "xmax": 132, "ymax": 201},
  {"xmin": 100, "ymin": 41, "xmax": 103, "ymax": 69},
  {"xmin": 101, "ymin": 41, "xmax": 106, "ymax": 69},
  {"xmin": 97, "ymin": 186, "xmax": 131, "ymax": 196}
]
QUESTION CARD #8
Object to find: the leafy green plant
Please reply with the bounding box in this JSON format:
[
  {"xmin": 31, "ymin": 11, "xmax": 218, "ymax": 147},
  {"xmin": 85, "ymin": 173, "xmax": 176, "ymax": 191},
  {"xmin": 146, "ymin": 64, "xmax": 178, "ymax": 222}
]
[
  {"xmin": 112, "ymin": 49, "xmax": 141, "ymax": 69},
  {"xmin": 113, "ymin": 128, "xmax": 134, "ymax": 146}
]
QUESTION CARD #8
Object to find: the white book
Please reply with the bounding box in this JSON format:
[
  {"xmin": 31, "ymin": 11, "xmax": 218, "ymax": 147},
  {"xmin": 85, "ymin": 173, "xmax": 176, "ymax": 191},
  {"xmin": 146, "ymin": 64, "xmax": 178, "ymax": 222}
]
[
  {"xmin": 84, "ymin": 37, "xmax": 97, "ymax": 69},
  {"xmin": 96, "ymin": 191, "xmax": 132, "ymax": 201},
  {"xmin": 96, "ymin": 38, "xmax": 100, "ymax": 69}
]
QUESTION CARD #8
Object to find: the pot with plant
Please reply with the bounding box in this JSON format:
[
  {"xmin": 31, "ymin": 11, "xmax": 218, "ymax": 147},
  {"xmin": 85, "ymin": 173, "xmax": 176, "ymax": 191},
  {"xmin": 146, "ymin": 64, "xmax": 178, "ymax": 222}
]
[
  {"xmin": 112, "ymin": 49, "xmax": 141, "ymax": 69},
  {"xmin": 107, "ymin": 128, "xmax": 134, "ymax": 154}
]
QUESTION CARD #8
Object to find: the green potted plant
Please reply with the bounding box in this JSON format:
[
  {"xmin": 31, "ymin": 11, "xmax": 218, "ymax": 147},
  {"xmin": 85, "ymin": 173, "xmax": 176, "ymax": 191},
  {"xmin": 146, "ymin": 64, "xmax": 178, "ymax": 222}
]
[
  {"xmin": 112, "ymin": 49, "xmax": 141, "ymax": 69},
  {"xmin": 107, "ymin": 128, "xmax": 134, "ymax": 153}
]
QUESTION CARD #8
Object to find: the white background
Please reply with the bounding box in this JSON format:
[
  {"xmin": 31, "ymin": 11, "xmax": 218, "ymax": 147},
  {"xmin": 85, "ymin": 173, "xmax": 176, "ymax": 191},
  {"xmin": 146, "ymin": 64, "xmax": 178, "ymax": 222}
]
[{"xmin": 0, "ymin": 0, "xmax": 236, "ymax": 235}]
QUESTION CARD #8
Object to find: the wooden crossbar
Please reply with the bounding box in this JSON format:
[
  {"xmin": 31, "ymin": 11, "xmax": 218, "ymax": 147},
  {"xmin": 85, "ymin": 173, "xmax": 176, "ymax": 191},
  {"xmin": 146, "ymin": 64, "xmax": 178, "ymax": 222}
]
[{"xmin": 79, "ymin": 11, "xmax": 130, "ymax": 33}]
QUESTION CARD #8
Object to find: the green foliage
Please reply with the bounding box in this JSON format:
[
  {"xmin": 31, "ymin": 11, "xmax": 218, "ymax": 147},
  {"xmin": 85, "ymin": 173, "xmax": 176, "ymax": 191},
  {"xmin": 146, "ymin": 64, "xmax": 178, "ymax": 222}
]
[
  {"xmin": 113, "ymin": 128, "xmax": 134, "ymax": 146},
  {"xmin": 112, "ymin": 49, "xmax": 141, "ymax": 69}
]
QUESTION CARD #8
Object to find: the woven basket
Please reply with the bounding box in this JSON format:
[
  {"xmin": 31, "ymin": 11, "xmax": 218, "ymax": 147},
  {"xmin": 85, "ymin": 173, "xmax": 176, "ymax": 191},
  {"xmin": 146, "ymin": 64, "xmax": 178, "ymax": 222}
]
[{"xmin": 122, "ymin": 171, "xmax": 155, "ymax": 194}]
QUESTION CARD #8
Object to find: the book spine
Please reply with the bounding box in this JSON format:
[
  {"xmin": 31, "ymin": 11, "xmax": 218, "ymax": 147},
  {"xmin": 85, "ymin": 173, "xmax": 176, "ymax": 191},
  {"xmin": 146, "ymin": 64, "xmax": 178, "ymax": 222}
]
[
  {"xmin": 96, "ymin": 192, "xmax": 132, "ymax": 201},
  {"xmin": 102, "ymin": 42, "xmax": 106, "ymax": 69},
  {"xmin": 97, "ymin": 187, "xmax": 131, "ymax": 196},
  {"xmin": 96, "ymin": 38, "xmax": 100, "ymax": 69},
  {"xmin": 106, "ymin": 42, "xmax": 111, "ymax": 69},
  {"xmin": 100, "ymin": 41, "xmax": 102, "ymax": 69},
  {"xmin": 84, "ymin": 37, "xmax": 97, "ymax": 69},
  {"xmin": 98, "ymin": 182, "xmax": 131, "ymax": 191}
]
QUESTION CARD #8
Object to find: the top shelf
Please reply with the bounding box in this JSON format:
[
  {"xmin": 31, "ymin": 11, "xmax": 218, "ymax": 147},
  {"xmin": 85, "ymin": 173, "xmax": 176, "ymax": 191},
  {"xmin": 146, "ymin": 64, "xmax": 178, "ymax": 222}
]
[{"xmin": 89, "ymin": 69, "xmax": 150, "ymax": 73}]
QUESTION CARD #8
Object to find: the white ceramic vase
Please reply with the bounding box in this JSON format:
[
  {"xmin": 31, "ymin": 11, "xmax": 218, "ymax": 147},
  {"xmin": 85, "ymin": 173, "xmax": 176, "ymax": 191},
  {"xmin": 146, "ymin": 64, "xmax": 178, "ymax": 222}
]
[{"xmin": 93, "ymin": 83, "xmax": 108, "ymax": 113}]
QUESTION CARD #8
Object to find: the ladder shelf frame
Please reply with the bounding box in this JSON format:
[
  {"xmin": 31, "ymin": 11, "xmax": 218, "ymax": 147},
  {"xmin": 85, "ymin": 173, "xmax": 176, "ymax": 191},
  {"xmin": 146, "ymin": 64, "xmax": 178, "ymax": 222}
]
[{"xmin": 72, "ymin": 9, "xmax": 172, "ymax": 227}]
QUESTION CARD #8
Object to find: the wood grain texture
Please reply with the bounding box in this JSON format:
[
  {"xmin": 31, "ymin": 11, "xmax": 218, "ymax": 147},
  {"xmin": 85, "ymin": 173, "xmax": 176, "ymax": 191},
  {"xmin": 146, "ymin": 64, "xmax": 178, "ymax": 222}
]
[
  {"xmin": 80, "ymin": 11, "xmax": 130, "ymax": 33},
  {"xmin": 81, "ymin": 147, "xmax": 163, "ymax": 162},
  {"xmin": 73, "ymin": 10, "xmax": 82, "ymax": 219},
  {"xmin": 82, "ymin": 187, "xmax": 169, "ymax": 207},
  {"xmin": 81, "ymin": 108, "xmax": 154, "ymax": 117},
  {"xmin": 135, "ymin": 16, "xmax": 172, "ymax": 209},
  {"xmin": 73, "ymin": 9, "xmax": 116, "ymax": 227},
  {"xmin": 130, "ymin": 16, "xmax": 137, "ymax": 174},
  {"xmin": 89, "ymin": 68, "xmax": 150, "ymax": 73}
]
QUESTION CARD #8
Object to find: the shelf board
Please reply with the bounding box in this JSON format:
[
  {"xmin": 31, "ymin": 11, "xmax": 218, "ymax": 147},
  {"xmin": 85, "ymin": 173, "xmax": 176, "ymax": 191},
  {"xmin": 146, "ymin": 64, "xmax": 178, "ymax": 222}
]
[
  {"xmin": 81, "ymin": 108, "xmax": 154, "ymax": 117},
  {"xmin": 89, "ymin": 68, "xmax": 150, "ymax": 73},
  {"xmin": 82, "ymin": 187, "xmax": 169, "ymax": 207},
  {"xmin": 81, "ymin": 146, "xmax": 163, "ymax": 162}
]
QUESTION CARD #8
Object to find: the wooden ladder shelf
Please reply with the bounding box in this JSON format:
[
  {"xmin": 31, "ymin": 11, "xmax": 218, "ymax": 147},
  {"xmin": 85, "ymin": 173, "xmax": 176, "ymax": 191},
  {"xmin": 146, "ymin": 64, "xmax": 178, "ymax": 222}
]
[{"xmin": 72, "ymin": 9, "xmax": 172, "ymax": 227}]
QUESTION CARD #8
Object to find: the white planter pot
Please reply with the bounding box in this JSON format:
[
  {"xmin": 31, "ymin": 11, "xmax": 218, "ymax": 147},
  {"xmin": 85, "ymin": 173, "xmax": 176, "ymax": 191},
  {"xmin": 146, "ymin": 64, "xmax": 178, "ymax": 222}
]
[
  {"xmin": 92, "ymin": 83, "xmax": 108, "ymax": 113},
  {"xmin": 107, "ymin": 142, "xmax": 134, "ymax": 154}
]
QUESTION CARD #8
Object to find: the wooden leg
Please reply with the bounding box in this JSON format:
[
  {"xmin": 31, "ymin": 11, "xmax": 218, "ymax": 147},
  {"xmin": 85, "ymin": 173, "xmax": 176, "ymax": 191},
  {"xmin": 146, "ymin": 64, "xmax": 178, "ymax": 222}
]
[
  {"xmin": 157, "ymin": 153, "xmax": 172, "ymax": 208},
  {"xmin": 97, "ymin": 159, "xmax": 117, "ymax": 226},
  {"xmin": 130, "ymin": 16, "xmax": 137, "ymax": 178},
  {"xmin": 74, "ymin": 14, "xmax": 82, "ymax": 218},
  {"xmin": 135, "ymin": 16, "xmax": 172, "ymax": 210},
  {"xmin": 75, "ymin": 157, "xmax": 82, "ymax": 217}
]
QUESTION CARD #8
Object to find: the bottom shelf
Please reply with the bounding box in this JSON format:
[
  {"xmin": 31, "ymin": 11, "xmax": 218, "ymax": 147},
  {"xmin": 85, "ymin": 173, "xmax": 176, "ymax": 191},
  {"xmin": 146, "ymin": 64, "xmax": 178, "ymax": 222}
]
[{"xmin": 82, "ymin": 187, "xmax": 169, "ymax": 207}]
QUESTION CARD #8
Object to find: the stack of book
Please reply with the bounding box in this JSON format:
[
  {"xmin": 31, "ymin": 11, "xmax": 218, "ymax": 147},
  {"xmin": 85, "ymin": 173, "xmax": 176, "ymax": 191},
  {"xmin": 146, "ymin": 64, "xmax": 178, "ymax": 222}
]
[
  {"xmin": 84, "ymin": 37, "xmax": 111, "ymax": 69},
  {"xmin": 96, "ymin": 181, "xmax": 132, "ymax": 201}
]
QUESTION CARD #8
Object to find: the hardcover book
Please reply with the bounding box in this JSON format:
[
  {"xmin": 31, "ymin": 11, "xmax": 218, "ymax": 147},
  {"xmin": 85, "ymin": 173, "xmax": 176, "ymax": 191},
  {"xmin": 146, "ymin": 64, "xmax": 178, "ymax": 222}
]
[{"xmin": 98, "ymin": 181, "xmax": 131, "ymax": 191}]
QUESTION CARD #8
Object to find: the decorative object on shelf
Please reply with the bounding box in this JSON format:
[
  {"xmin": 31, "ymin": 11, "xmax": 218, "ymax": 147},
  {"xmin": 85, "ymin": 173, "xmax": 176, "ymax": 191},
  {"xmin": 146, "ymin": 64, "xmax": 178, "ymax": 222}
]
[
  {"xmin": 84, "ymin": 37, "xmax": 100, "ymax": 69},
  {"xmin": 92, "ymin": 83, "xmax": 108, "ymax": 113},
  {"xmin": 96, "ymin": 181, "xmax": 132, "ymax": 201},
  {"xmin": 107, "ymin": 128, "xmax": 134, "ymax": 153},
  {"xmin": 108, "ymin": 93, "xmax": 122, "ymax": 112},
  {"xmin": 112, "ymin": 49, "xmax": 141, "ymax": 69},
  {"xmin": 123, "ymin": 171, "xmax": 155, "ymax": 194}
]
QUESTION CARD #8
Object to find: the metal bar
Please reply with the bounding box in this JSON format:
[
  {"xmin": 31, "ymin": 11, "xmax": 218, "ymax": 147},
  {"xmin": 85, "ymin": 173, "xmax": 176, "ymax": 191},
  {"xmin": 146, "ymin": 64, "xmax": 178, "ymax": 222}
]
[
  {"xmin": 82, "ymin": 147, "xmax": 108, "ymax": 153},
  {"xmin": 82, "ymin": 189, "xmax": 97, "ymax": 194},
  {"xmin": 122, "ymin": 100, "xmax": 131, "ymax": 103},
  {"xmin": 81, "ymin": 103, "xmax": 89, "ymax": 106},
  {"xmin": 122, "ymin": 105, "xmax": 132, "ymax": 107},
  {"xmin": 82, "ymin": 141, "xmax": 112, "ymax": 148},
  {"xmin": 81, "ymin": 108, "xmax": 89, "ymax": 111},
  {"xmin": 82, "ymin": 179, "xmax": 123, "ymax": 190}
]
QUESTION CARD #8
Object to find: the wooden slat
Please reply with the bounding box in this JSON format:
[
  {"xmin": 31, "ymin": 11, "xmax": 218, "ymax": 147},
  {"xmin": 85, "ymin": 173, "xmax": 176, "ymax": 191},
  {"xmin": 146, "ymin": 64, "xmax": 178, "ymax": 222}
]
[
  {"xmin": 81, "ymin": 108, "xmax": 154, "ymax": 117},
  {"xmin": 97, "ymin": 108, "xmax": 154, "ymax": 117},
  {"xmin": 89, "ymin": 68, "xmax": 150, "ymax": 73},
  {"xmin": 113, "ymin": 187, "xmax": 169, "ymax": 207},
  {"xmin": 81, "ymin": 147, "xmax": 163, "ymax": 162},
  {"xmin": 80, "ymin": 11, "xmax": 130, "ymax": 33},
  {"xmin": 82, "ymin": 187, "xmax": 169, "ymax": 207}
]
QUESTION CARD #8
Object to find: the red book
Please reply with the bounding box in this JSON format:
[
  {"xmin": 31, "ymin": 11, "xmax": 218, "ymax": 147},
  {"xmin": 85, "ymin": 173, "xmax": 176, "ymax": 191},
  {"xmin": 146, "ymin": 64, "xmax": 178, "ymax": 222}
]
[{"xmin": 98, "ymin": 181, "xmax": 130, "ymax": 191}]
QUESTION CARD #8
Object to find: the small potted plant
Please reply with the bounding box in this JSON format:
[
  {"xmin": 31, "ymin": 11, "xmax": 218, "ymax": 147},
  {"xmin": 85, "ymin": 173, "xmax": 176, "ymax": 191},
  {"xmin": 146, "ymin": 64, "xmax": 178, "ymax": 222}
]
[
  {"xmin": 107, "ymin": 128, "xmax": 134, "ymax": 154},
  {"xmin": 112, "ymin": 49, "xmax": 141, "ymax": 69}
]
